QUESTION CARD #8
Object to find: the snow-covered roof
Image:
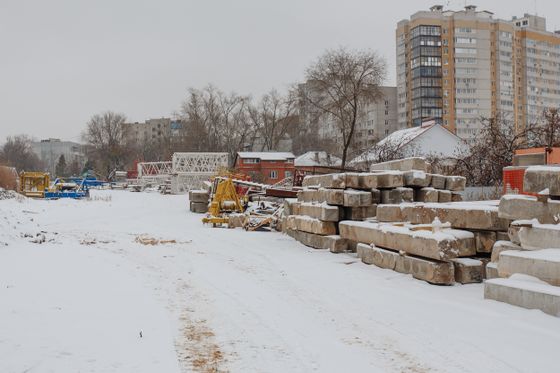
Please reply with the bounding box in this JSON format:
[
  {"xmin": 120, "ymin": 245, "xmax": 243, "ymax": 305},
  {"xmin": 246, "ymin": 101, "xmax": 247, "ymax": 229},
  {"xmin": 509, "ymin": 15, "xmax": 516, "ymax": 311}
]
[
  {"xmin": 237, "ymin": 152, "xmax": 295, "ymax": 161},
  {"xmin": 376, "ymin": 124, "xmax": 432, "ymax": 149},
  {"xmin": 295, "ymin": 151, "xmax": 342, "ymax": 167},
  {"xmin": 350, "ymin": 123, "xmax": 465, "ymax": 165}
]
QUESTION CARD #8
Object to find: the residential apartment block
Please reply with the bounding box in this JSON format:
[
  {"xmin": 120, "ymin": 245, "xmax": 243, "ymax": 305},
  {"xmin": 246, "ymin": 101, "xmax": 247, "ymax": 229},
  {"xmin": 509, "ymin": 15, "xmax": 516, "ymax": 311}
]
[
  {"xmin": 299, "ymin": 82, "xmax": 399, "ymax": 153},
  {"xmin": 396, "ymin": 5, "xmax": 560, "ymax": 142},
  {"xmin": 31, "ymin": 138, "xmax": 86, "ymax": 176},
  {"xmin": 123, "ymin": 117, "xmax": 183, "ymax": 145}
]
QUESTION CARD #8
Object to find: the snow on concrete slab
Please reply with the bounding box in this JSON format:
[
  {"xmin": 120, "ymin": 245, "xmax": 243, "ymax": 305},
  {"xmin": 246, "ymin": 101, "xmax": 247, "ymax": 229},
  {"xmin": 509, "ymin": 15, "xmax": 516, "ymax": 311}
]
[{"xmin": 2, "ymin": 190, "xmax": 560, "ymax": 372}]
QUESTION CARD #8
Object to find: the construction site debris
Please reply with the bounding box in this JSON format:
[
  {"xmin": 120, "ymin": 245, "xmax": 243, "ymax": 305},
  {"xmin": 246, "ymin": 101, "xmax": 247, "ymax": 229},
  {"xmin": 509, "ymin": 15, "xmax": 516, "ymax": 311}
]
[
  {"xmin": 134, "ymin": 234, "xmax": 186, "ymax": 245},
  {"xmin": 0, "ymin": 188, "xmax": 18, "ymax": 200}
]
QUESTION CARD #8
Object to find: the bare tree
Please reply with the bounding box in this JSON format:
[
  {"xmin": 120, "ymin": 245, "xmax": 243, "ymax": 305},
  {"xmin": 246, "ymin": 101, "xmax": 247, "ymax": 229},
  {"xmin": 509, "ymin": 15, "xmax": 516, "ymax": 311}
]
[
  {"xmin": 451, "ymin": 115, "xmax": 542, "ymax": 186},
  {"xmin": 248, "ymin": 89, "xmax": 298, "ymax": 151},
  {"xmin": 541, "ymin": 108, "xmax": 560, "ymax": 148},
  {"xmin": 179, "ymin": 89, "xmax": 211, "ymax": 152},
  {"xmin": 301, "ymin": 48, "xmax": 386, "ymax": 167},
  {"xmin": 0, "ymin": 134, "xmax": 42, "ymax": 172},
  {"xmin": 179, "ymin": 85, "xmax": 258, "ymax": 164},
  {"xmin": 82, "ymin": 111, "xmax": 131, "ymax": 178}
]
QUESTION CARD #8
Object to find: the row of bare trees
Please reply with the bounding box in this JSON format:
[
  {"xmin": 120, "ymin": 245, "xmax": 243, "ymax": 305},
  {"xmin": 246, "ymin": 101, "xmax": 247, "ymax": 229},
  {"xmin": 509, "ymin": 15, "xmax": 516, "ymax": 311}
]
[
  {"xmin": 79, "ymin": 47, "xmax": 388, "ymax": 176},
  {"xmin": 177, "ymin": 86, "xmax": 299, "ymax": 161},
  {"xmin": 0, "ymin": 135, "xmax": 43, "ymax": 172}
]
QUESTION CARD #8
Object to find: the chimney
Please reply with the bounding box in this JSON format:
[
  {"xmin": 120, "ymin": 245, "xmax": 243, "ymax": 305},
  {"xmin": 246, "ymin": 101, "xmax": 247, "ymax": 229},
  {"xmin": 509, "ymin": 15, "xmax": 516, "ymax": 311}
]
[{"xmin": 430, "ymin": 5, "xmax": 443, "ymax": 12}]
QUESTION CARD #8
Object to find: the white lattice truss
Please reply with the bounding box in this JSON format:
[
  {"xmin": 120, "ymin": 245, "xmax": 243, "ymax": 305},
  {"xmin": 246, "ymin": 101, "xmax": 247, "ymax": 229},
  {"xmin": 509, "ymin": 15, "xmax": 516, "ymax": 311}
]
[
  {"xmin": 172, "ymin": 152, "xmax": 229, "ymax": 173},
  {"xmin": 137, "ymin": 161, "xmax": 173, "ymax": 177},
  {"xmin": 169, "ymin": 153, "xmax": 229, "ymax": 194},
  {"xmin": 135, "ymin": 153, "xmax": 228, "ymax": 192}
]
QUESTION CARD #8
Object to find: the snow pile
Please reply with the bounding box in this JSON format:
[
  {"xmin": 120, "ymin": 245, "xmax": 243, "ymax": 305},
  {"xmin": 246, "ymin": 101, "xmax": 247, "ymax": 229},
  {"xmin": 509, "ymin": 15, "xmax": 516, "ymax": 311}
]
[{"xmin": 0, "ymin": 188, "xmax": 18, "ymax": 200}]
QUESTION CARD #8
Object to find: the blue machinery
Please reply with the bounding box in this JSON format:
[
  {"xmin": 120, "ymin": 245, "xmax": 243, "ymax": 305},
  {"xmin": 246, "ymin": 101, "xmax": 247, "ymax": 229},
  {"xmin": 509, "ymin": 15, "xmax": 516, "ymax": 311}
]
[{"xmin": 43, "ymin": 177, "xmax": 109, "ymax": 199}]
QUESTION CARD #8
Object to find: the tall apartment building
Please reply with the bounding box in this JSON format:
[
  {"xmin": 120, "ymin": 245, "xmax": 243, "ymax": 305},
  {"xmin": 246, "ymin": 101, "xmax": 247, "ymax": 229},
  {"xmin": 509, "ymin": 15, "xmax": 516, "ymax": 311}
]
[{"xmin": 396, "ymin": 5, "xmax": 560, "ymax": 142}]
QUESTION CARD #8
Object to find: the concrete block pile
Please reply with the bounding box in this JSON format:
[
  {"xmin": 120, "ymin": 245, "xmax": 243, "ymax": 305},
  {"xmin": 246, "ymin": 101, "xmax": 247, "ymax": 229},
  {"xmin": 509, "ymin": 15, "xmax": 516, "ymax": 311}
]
[
  {"xmin": 351, "ymin": 201, "xmax": 505, "ymax": 285},
  {"xmin": 285, "ymin": 158, "xmax": 494, "ymax": 285},
  {"xmin": 188, "ymin": 189, "xmax": 209, "ymax": 213},
  {"xmin": 485, "ymin": 166, "xmax": 560, "ymax": 316}
]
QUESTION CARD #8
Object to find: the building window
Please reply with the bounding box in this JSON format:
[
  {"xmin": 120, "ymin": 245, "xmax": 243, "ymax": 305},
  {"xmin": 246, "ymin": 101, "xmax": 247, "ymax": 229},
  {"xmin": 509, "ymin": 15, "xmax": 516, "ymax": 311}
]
[
  {"xmin": 244, "ymin": 158, "xmax": 260, "ymax": 164},
  {"xmin": 285, "ymin": 171, "xmax": 292, "ymax": 178},
  {"xmin": 270, "ymin": 170, "xmax": 278, "ymax": 179}
]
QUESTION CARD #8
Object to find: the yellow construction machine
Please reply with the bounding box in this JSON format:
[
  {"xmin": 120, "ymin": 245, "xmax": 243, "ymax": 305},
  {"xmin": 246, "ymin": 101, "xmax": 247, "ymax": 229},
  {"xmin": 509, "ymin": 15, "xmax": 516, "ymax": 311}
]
[
  {"xmin": 202, "ymin": 177, "xmax": 247, "ymax": 227},
  {"xmin": 19, "ymin": 172, "xmax": 50, "ymax": 198}
]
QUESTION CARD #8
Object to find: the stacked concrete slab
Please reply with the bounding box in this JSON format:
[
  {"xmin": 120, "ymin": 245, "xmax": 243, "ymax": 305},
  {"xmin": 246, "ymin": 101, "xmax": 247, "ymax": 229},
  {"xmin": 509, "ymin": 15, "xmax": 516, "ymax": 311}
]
[
  {"xmin": 188, "ymin": 189, "xmax": 209, "ymax": 213},
  {"xmin": 364, "ymin": 199, "xmax": 509, "ymax": 284},
  {"xmin": 485, "ymin": 166, "xmax": 560, "ymax": 317},
  {"xmin": 288, "ymin": 158, "xmax": 493, "ymax": 285}
]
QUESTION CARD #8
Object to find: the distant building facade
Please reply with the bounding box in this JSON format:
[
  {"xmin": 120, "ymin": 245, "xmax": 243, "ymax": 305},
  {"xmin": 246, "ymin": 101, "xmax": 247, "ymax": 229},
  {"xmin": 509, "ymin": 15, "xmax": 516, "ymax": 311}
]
[
  {"xmin": 31, "ymin": 138, "xmax": 86, "ymax": 176},
  {"xmin": 397, "ymin": 5, "xmax": 560, "ymax": 143},
  {"xmin": 298, "ymin": 82, "xmax": 400, "ymax": 155},
  {"xmin": 234, "ymin": 152, "xmax": 295, "ymax": 184},
  {"xmin": 123, "ymin": 117, "xmax": 184, "ymax": 145}
]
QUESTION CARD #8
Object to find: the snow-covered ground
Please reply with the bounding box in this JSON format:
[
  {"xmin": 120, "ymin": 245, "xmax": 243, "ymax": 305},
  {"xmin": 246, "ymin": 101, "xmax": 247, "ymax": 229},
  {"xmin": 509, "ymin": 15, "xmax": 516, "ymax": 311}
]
[{"xmin": 1, "ymin": 190, "xmax": 559, "ymax": 373}]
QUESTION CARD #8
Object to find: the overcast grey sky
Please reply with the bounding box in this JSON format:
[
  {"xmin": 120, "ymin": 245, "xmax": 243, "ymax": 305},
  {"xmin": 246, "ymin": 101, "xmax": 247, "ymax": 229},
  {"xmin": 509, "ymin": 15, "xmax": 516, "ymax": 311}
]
[{"xmin": 1, "ymin": 0, "xmax": 559, "ymax": 142}]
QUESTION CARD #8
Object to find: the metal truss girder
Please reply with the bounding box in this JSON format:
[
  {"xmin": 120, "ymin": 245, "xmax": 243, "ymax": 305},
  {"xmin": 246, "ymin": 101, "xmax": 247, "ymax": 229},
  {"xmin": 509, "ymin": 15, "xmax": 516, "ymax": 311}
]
[{"xmin": 172, "ymin": 152, "xmax": 229, "ymax": 174}]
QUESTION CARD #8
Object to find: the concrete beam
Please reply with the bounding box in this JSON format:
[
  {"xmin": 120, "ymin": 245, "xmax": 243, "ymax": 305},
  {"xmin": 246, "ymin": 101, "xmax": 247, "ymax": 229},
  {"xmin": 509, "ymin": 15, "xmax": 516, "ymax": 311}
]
[
  {"xmin": 491, "ymin": 240, "xmax": 522, "ymax": 262},
  {"xmin": 403, "ymin": 170, "xmax": 431, "ymax": 187},
  {"xmin": 298, "ymin": 202, "xmax": 343, "ymax": 222},
  {"xmin": 286, "ymin": 215, "xmax": 337, "ymax": 235},
  {"xmin": 343, "ymin": 189, "xmax": 373, "ymax": 207},
  {"xmin": 451, "ymin": 258, "xmax": 484, "ymax": 284},
  {"xmin": 474, "ymin": 230, "xmax": 497, "ymax": 253},
  {"xmin": 445, "ymin": 176, "xmax": 466, "ymax": 191},
  {"xmin": 485, "ymin": 275, "xmax": 560, "ymax": 317},
  {"xmin": 402, "ymin": 203, "xmax": 510, "ymax": 231},
  {"xmin": 414, "ymin": 188, "xmax": 439, "ymax": 203},
  {"xmin": 429, "ymin": 174, "xmax": 447, "ymax": 189},
  {"xmin": 438, "ymin": 190, "xmax": 452, "ymax": 203},
  {"xmin": 188, "ymin": 190, "xmax": 209, "ymax": 203},
  {"xmin": 288, "ymin": 229, "xmax": 348, "ymax": 252},
  {"xmin": 498, "ymin": 249, "xmax": 560, "ymax": 286},
  {"xmin": 380, "ymin": 187, "xmax": 414, "ymax": 204},
  {"xmin": 344, "ymin": 205, "xmax": 377, "ymax": 221},
  {"xmin": 370, "ymin": 157, "xmax": 430, "ymax": 173},
  {"xmin": 523, "ymin": 166, "xmax": 560, "ymax": 196},
  {"xmin": 486, "ymin": 262, "xmax": 499, "ymax": 279},
  {"xmin": 189, "ymin": 201, "xmax": 208, "ymax": 213},
  {"xmin": 498, "ymin": 195, "xmax": 560, "ymax": 224},
  {"xmin": 376, "ymin": 204, "xmax": 405, "ymax": 222},
  {"xmin": 518, "ymin": 224, "xmax": 560, "ymax": 251},
  {"xmin": 283, "ymin": 198, "xmax": 300, "ymax": 216},
  {"xmin": 339, "ymin": 221, "xmax": 475, "ymax": 260},
  {"xmin": 297, "ymin": 188, "xmax": 344, "ymax": 206},
  {"xmin": 302, "ymin": 173, "xmax": 347, "ymax": 189},
  {"xmin": 363, "ymin": 244, "xmax": 455, "ymax": 285}
]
